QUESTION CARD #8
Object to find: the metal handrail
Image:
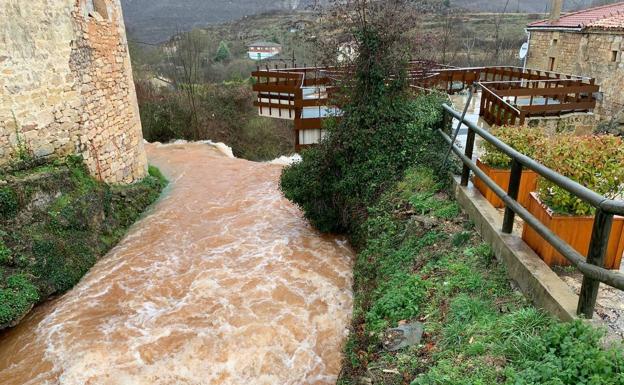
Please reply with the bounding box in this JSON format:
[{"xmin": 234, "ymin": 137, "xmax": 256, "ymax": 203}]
[{"xmin": 442, "ymin": 104, "xmax": 624, "ymax": 318}]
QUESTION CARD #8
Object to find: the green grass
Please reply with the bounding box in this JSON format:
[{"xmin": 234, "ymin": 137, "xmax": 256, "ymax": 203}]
[
  {"xmin": 339, "ymin": 167, "xmax": 624, "ymax": 385},
  {"xmin": 0, "ymin": 157, "xmax": 166, "ymax": 328}
]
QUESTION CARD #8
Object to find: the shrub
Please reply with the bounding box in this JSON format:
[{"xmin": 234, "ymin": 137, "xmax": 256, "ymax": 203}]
[
  {"xmin": 281, "ymin": 93, "xmax": 448, "ymax": 233},
  {"xmin": 0, "ymin": 274, "xmax": 39, "ymax": 325},
  {"xmin": 480, "ymin": 126, "xmax": 545, "ymax": 169},
  {"xmin": 505, "ymin": 321, "xmax": 624, "ymax": 385},
  {"xmin": 537, "ymin": 134, "xmax": 624, "ymax": 215},
  {"xmin": 0, "ymin": 187, "xmax": 18, "ymax": 219}
]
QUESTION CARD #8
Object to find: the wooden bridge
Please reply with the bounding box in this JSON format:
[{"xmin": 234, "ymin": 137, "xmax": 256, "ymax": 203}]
[{"xmin": 252, "ymin": 62, "xmax": 599, "ymax": 150}]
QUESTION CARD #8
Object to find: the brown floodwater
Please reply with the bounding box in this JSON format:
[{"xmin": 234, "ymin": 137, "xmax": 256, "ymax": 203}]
[{"xmin": 0, "ymin": 142, "xmax": 353, "ymax": 385}]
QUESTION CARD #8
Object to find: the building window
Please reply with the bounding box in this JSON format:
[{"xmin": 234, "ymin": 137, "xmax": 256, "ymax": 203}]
[
  {"xmin": 552, "ymin": 39, "xmax": 558, "ymax": 46},
  {"xmin": 549, "ymin": 57, "xmax": 556, "ymax": 71},
  {"xmin": 612, "ymin": 51, "xmax": 618, "ymax": 62},
  {"xmin": 86, "ymin": 0, "xmax": 109, "ymax": 20}
]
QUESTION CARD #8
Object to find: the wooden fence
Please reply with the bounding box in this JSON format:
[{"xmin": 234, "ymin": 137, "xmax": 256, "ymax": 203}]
[{"xmin": 251, "ymin": 63, "xmax": 598, "ymax": 150}]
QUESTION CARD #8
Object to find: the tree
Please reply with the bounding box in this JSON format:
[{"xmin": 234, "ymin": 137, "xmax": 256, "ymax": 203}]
[
  {"xmin": 214, "ymin": 41, "xmax": 231, "ymax": 62},
  {"xmin": 280, "ymin": 0, "xmax": 449, "ymax": 234},
  {"xmin": 169, "ymin": 29, "xmax": 206, "ymax": 138}
]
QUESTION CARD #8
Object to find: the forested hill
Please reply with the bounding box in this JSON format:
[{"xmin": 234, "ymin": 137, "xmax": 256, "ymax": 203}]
[
  {"xmin": 120, "ymin": 0, "xmax": 314, "ymax": 43},
  {"xmin": 120, "ymin": 0, "xmax": 620, "ymax": 43}
]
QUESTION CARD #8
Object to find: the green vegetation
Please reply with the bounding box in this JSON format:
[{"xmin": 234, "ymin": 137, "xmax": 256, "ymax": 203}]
[
  {"xmin": 214, "ymin": 41, "xmax": 231, "ymax": 62},
  {"xmin": 536, "ymin": 134, "xmax": 624, "ymax": 216},
  {"xmin": 0, "ymin": 157, "xmax": 166, "ymax": 328},
  {"xmin": 137, "ymin": 80, "xmax": 294, "ymax": 160},
  {"xmin": 480, "ymin": 126, "xmax": 545, "ymax": 169},
  {"xmin": 337, "ymin": 167, "xmax": 624, "ymax": 385},
  {"xmin": 279, "ymin": 4, "xmax": 623, "ymax": 383},
  {"xmin": 281, "ymin": 92, "xmax": 448, "ymax": 234}
]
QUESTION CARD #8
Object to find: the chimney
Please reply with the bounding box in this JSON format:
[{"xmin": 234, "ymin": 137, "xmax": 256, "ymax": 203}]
[{"xmin": 550, "ymin": 0, "xmax": 563, "ymax": 23}]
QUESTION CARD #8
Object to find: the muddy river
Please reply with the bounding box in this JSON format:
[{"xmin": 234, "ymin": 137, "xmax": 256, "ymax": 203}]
[{"xmin": 0, "ymin": 142, "xmax": 353, "ymax": 385}]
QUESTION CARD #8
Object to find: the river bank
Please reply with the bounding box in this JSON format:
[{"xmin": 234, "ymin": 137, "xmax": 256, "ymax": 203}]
[
  {"xmin": 337, "ymin": 167, "xmax": 624, "ymax": 385},
  {"xmin": 0, "ymin": 142, "xmax": 354, "ymax": 385},
  {"xmin": 0, "ymin": 157, "xmax": 165, "ymax": 330}
]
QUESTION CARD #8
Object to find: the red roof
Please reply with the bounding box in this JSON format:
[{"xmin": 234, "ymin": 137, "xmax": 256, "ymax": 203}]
[{"xmin": 528, "ymin": 2, "xmax": 624, "ymax": 30}]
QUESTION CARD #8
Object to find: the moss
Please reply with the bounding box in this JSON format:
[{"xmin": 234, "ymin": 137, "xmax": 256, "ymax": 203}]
[
  {"xmin": 0, "ymin": 187, "xmax": 18, "ymax": 219},
  {"xmin": 0, "ymin": 157, "xmax": 165, "ymax": 329},
  {"xmin": 0, "ymin": 274, "xmax": 39, "ymax": 326},
  {"xmin": 0, "ymin": 239, "xmax": 12, "ymax": 265}
]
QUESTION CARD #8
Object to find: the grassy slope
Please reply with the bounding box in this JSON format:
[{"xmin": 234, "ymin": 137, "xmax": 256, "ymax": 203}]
[
  {"xmin": 339, "ymin": 167, "xmax": 624, "ymax": 385},
  {"xmin": 0, "ymin": 158, "xmax": 166, "ymax": 328}
]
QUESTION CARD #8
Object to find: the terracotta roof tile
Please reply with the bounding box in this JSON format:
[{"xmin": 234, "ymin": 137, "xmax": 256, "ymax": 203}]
[
  {"xmin": 528, "ymin": 2, "xmax": 624, "ymax": 30},
  {"xmin": 589, "ymin": 12, "xmax": 624, "ymax": 30}
]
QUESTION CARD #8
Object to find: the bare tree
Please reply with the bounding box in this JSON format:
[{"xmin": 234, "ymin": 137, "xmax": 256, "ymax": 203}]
[
  {"xmin": 438, "ymin": 5, "xmax": 460, "ymax": 64},
  {"xmin": 492, "ymin": 0, "xmax": 511, "ymax": 64},
  {"xmin": 169, "ymin": 29, "xmax": 206, "ymax": 138}
]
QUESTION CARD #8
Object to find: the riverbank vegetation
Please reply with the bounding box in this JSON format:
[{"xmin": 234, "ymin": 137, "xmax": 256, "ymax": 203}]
[
  {"xmin": 279, "ymin": 1, "xmax": 624, "ymax": 383},
  {"xmin": 130, "ymin": 30, "xmax": 295, "ymax": 161},
  {"xmin": 0, "ymin": 157, "xmax": 165, "ymax": 329}
]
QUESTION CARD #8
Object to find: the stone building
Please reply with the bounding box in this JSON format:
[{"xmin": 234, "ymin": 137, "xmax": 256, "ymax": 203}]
[
  {"xmin": 0, "ymin": 0, "xmax": 147, "ymax": 184},
  {"xmin": 525, "ymin": 1, "xmax": 624, "ymax": 121}
]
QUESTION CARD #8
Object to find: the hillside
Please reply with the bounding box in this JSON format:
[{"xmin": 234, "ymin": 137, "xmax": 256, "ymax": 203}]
[
  {"xmin": 121, "ymin": 0, "xmax": 315, "ymax": 43},
  {"xmin": 121, "ymin": 0, "xmax": 622, "ymax": 43}
]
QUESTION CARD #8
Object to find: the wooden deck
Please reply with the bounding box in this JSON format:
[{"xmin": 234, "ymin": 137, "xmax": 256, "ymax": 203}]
[{"xmin": 252, "ymin": 63, "xmax": 598, "ymax": 150}]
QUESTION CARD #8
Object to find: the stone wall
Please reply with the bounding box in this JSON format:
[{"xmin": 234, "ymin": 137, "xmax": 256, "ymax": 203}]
[
  {"xmin": 524, "ymin": 112, "xmax": 598, "ymax": 136},
  {"xmin": 526, "ymin": 29, "xmax": 624, "ymax": 121},
  {"xmin": 0, "ymin": 0, "xmax": 147, "ymax": 184}
]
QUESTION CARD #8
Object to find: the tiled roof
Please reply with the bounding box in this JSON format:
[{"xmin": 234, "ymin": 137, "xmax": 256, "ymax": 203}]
[
  {"xmin": 528, "ymin": 2, "xmax": 624, "ymax": 30},
  {"xmin": 248, "ymin": 41, "xmax": 282, "ymax": 48}
]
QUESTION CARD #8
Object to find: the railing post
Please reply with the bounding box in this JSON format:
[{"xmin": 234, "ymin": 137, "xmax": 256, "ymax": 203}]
[
  {"xmin": 577, "ymin": 209, "xmax": 614, "ymax": 318},
  {"xmin": 502, "ymin": 159, "xmax": 522, "ymax": 233},
  {"xmin": 460, "ymin": 126, "xmax": 476, "ymax": 186}
]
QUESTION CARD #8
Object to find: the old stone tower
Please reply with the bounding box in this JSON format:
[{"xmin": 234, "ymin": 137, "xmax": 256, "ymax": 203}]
[{"xmin": 0, "ymin": 0, "xmax": 147, "ymax": 184}]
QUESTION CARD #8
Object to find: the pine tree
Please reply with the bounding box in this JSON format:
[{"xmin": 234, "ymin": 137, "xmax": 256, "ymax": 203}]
[{"xmin": 214, "ymin": 41, "xmax": 231, "ymax": 62}]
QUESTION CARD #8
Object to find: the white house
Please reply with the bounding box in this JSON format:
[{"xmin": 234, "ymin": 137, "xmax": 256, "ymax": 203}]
[{"xmin": 248, "ymin": 42, "xmax": 282, "ymax": 61}]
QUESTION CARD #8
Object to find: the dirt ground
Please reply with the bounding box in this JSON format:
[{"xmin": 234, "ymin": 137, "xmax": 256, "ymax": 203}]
[{"xmin": 554, "ymin": 267, "xmax": 624, "ymax": 340}]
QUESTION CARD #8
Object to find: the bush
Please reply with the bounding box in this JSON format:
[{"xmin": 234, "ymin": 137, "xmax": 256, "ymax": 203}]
[
  {"xmin": 505, "ymin": 321, "xmax": 624, "ymax": 385},
  {"xmin": 537, "ymin": 134, "xmax": 624, "ymax": 215},
  {"xmin": 0, "ymin": 274, "xmax": 39, "ymax": 326},
  {"xmin": 281, "ymin": 93, "xmax": 448, "ymax": 234},
  {"xmin": 480, "ymin": 126, "xmax": 545, "ymax": 168},
  {"xmin": 138, "ymin": 81, "xmax": 294, "ymax": 161},
  {"xmin": 0, "ymin": 187, "xmax": 18, "ymax": 219}
]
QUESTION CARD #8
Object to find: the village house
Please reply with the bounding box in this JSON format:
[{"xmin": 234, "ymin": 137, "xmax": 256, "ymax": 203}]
[
  {"xmin": 0, "ymin": 0, "xmax": 147, "ymax": 183},
  {"xmin": 526, "ymin": 0, "xmax": 624, "ymax": 121},
  {"xmin": 247, "ymin": 41, "xmax": 283, "ymax": 61}
]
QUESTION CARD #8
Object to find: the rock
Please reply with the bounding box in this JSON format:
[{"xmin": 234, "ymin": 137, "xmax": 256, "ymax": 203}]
[
  {"xmin": 412, "ymin": 215, "xmax": 437, "ymax": 230},
  {"xmin": 34, "ymin": 144, "xmax": 55, "ymax": 158},
  {"xmin": 382, "ymin": 321, "xmax": 424, "ymax": 352}
]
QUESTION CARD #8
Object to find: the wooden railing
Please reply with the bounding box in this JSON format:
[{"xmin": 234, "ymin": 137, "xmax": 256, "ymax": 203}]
[
  {"xmin": 251, "ymin": 64, "xmax": 599, "ymax": 150},
  {"xmin": 410, "ymin": 65, "xmax": 598, "ymax": 126}
]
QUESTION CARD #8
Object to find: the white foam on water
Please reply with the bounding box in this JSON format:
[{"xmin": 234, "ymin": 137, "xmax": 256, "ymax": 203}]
[
  {"xmin": 0, "ymin": 142, "xmax": 353, "ymax": 385},
  {"xmin": 268, "ymin": 154, "xmax": 302, "ymax": 166}
]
